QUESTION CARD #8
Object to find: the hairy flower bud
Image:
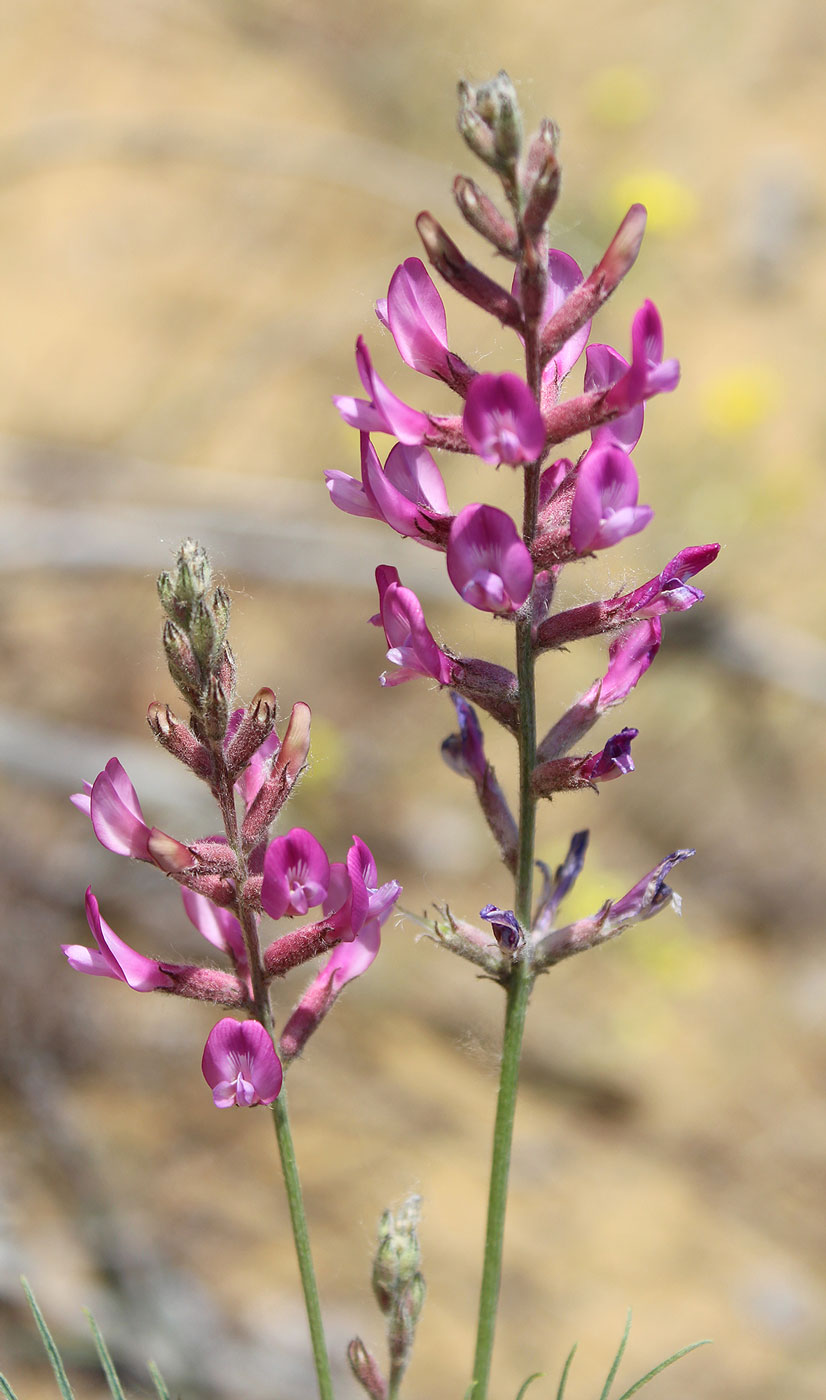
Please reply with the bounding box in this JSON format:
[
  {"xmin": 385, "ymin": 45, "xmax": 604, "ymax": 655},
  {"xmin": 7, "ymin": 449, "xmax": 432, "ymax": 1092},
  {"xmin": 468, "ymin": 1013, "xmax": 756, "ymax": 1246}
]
[
  {"xmin": 163, "ymin": 619, "xmax": 204, "ymax": 705},
  {"xmin": 416, "ymin": 212, "xmax": 524, "ymax": 331},
  {"xmin": 147, "ymin": 702, "xmax": 213, "ymax": 779},
  {"xmin": 452, "ymin": 175, "xmax": 519, "ymax": 257},
  {"xmin": 458, "ymin": 71, "xmax": 522, "ymax": 172},
  {"xmin": 347, "ymin": 1339, "xmax": 388, "ymax": 1400},
  {"xmin": 372, "ymin": 1196, "xmax": 424, "ymax": 1316},
  {"xmin": 224, "ymin": 687, "xmax": 277, "ymax": 777}
]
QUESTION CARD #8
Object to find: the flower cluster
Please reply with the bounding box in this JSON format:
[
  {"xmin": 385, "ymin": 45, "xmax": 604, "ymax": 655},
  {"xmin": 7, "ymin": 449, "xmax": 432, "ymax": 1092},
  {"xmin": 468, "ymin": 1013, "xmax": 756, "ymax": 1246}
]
[
  {"xmin": 66, "ymin": 541, "xmax": 401, "ymax": 1106},
  {"xmin": 331, "ymin": 71, "xmax": 717, "ymax": 971}
]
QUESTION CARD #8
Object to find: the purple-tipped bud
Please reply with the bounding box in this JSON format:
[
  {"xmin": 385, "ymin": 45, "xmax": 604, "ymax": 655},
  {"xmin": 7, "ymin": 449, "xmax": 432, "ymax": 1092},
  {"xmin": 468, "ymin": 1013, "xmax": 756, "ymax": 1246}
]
[
  {"xmin": 447, "ymin": 503, "xmax": 534, "ymax": 614},
  {"xmin": 201, "ymin": 1018, "xmax": 282, "ymax": 1108},
  {"xmin": 453, "ymin": 175, "xmax": 518, "ymax": 257},
  {"xmin": 224, "ymin": 688, "xmax": 277, "ymax": 777},
  {"xmin": 569, "ymin": 443, "xmax": 653, "ymax": 554},
  {"xmin": 462, "ymin": 373, "xmax": 545, "ymax": 466},
  {"xmin": 480, "ymin": 904, "xmax": 524, "ymax": 952},
  {"xmin": 416, "ymin": 213, "xmax": 524, "ymax": 330},
  {"xmin": 62, "ymin": 888, "xmax": 174, "ymax": 992},
  {"xmin": 522, "ymin": 143, "xmax": 561, "ymax": 239},
  {"xmin": 539, "ymin": 204, "xmax": 647, "ymax": 368},
  {"xmin": 348, "ymin": 1339, "xmax": 388, "ymax": 1400},
  {"xmin": 147, "ymin": 702, "xmax": 213, "ymax": 779}
]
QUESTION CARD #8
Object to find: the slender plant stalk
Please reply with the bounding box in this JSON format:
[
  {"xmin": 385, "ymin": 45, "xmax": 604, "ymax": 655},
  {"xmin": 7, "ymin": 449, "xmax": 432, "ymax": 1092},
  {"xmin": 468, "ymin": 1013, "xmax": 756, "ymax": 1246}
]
[
  {"xmin": 471, "ymin": 250, "xmax": 545, "ymax": 1397},
  {"xmin": 271, "ymin": 1091, "xmax": 336, "ymax": 1400},
  {"xmin": 211, "ymin": 738, "xmax": 334, "ymax": 1399}
]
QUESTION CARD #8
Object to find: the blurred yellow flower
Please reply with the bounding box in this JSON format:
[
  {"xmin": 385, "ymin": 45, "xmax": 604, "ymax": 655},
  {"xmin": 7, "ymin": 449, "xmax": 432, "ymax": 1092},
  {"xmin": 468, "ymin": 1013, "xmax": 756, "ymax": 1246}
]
[
  {"xmin": 609, "ymin": 171, "xmax": 698, "ymax": 235},
  {"xmin": 701, "ymin": 365, "xmax": 780, "ymax": 436}
]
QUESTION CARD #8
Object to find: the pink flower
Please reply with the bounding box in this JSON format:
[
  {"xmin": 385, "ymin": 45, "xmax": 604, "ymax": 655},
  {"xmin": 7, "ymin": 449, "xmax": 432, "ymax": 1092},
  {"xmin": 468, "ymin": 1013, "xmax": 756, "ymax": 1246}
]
[
  {"xmin": 333, "ymin": 337, "xmax": 430, "ymax": 444},
  {"xmin": 62, "ymin": 888, "xmax": 173, "ymax": 991},
  {"xmin": 261, "ymin": 828, "xmax": 331, "ymax": 920},
  {"xmin": 584, "ymin": 344, "xmax": 645, "ymax": 452},
  {"xmin": 603, "ymin": 300, "xmax": 680, "ymax": 417},
  {"xmin": 370, "ymin": 565, "xmax": 454, "ymax": 687},
  {"xmin": 376, "ymin": 257, "xmax": 473, "ymax": 390},
  {"xmin": 72, "ymin": 758, "xmax": 192, "ymax": 872},
  {"xmin": 181, "ymin": 887, "xmax": 247, "ymax": 966},
  {"xmin": 201, "ymin": 1018, "xmax": 283, "ymax": 1108},
  {"xmin": 599, "ymin": 619, "xmax": 662, "ymax": 709},
  {"xmin": 615, "ymin": 544, "xmax": 720, "ymax": 619},
  {"xmin": 326, "ymin": 433, "xmax": 451, "ymax": 544},
  {"xmin": 569, "ymin": 443, "xmax": 653, "ymax": 554},
  {"xmin": 462, "ymin": 373, "xmax": 545, "ymax": 465},
  {"xmin": 447, "ymin": 504, "xmax": 534, "ymax": 614},
  {"xmin": 513, "ymin": 250, "xmax": 591, "ymax": 390}
]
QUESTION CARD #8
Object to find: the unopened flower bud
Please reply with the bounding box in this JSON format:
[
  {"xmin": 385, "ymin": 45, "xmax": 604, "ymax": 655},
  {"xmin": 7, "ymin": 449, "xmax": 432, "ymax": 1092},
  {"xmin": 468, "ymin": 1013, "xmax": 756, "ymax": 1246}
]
[
  {"xmin": 176, "ymin": 539, "xmax": 211, "ymax": 603},
  {"xmin": 163, "ymin": 620, "xmax": 203, "ymax": 703},
  {"xmin": 156, "ymin": 570, "xmax": 183, "ymax": 622},
  {"xmin": 225, "ymin": 687, "xmax": 277, "ymax": 777},
  {"xmin": 416, "ymin": 213, "xmax": 523, "ymax": 330},
  {"xmin": 189, "ymin": 598, "xmax": 218, "ymax": 668},
  {"xmin": 522, "ymin": 145, "xmax": 561, "ymax": 239},
  {"xmin": 372, "ymin": 1196, "xmax": 423, "ymax": 1316},
  {"xmin": 347, "ymin": 1338, "xmax": 388, "ymax": 1400},
  {"xmin": 147, "ymin": 701, "xmax": 213, "ymax": 779},
  {"xmin": 204, "ymin": 673, "xmax": 230, "ymax": 741},
  {"xmin": 458, "ymin": 71, "xmax": 522, "ymax": 172},
  {"xmin": 218, "ymin": 644, "xmax": 237, "ymax": 703},
  {"xmin": 453, "ymin": 175, "xmax": 518, "ymax": 257},
  {"xmin": 212, "ymin": 585, "xmax": 231, "ymax": 644}
]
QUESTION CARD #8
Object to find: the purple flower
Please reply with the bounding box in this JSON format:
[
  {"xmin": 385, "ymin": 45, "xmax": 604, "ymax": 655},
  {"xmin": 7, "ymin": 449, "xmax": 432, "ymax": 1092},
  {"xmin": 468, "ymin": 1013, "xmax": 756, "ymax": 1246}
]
[
  {"xmin": 326, "ymin": 433, "xmax": 451, "ymax": 544},
  {"xmin": 73, "ymin": 759, "xmax": 193, "ymax": 872},
  {"xmin": 584, "ymin": 344, "xmax": 645, "ymax": 452},
  {"xmin": 607, "ymin": 849, "xmax": 695, "ymax": 927},
  {"xmin": 617, "ymin": 543, "xmax": 721, "ymax": 619},
  {"xmin": 514, "ymin": 250, "xmax": 591, "ymax": 390},
  {"xmin": 201, "ymin": 1018, "xmax": 283, "ymax": 1108},
  {"xmin": 569, "ymin": 443, "xmax": 653, "ymax": 554},
  {"xmin": 371, "ymin": 565, "xmax": 454, "ymax": 686},
  {"xmin": 604, "ymin": 300, "xmax": 680, "ymax": 417},
  {"xmin": 333, "ymin": 336, "xmax": 430, "ymax": 444},
  {"xmin": 261, "ymin": 828, "xmax": 331, "ymax": 920},
  {"xmin": 181, "ymin": 887, "xmax": 248, "ymax": 966},
  {"xmin": 480, "ymin": 905, "xmax": 524, "ymax": 951},
  {"xmin": 441, "ymin": 692, "xmax": 487, "ymax": 783},
  {"xmin": 447, "ymin": 504, "xmax": 534, "ymax": 614},
  {"xmin": 462, "ymin": 373, "xmax": 545, "ymax": 465},
  {"xmin": 579, "ymin": 728, "xmax": 638, "ymax": 783},
  {"xmin": 375, "ymin": 257, "xmax": 467, "ymax": 386},
  {"xmin": 62, "ymin": 887, "xmax": 173, "ymax": 991},
  {"xmin": 347, "ymin": 835, "xmax": 402, "ymax": 931},
  {"xmin": 533, "ymin": 830, "xmax": 590, "ymax": 935}
]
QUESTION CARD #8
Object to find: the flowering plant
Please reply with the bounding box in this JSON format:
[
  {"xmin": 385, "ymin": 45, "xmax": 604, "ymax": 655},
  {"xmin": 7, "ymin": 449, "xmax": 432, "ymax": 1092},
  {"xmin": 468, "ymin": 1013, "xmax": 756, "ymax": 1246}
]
[{"xmin": 3, "ymin": 72, "xmax": 717, "ymax": 1400}]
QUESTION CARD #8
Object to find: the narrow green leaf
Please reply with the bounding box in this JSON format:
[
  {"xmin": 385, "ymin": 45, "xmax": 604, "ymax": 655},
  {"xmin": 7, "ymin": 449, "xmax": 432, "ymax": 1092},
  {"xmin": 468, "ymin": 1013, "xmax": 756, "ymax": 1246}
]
[
  {"xmin": 20, "ymin": 1278, "xmax": 76, "ymax": 1400},
  {"xmin": 0, "ymin": 1372, "xmax": 21, "ymax": 1400},
  {"xmin": 514, "ymin": 1372, "xmax": 543, "ymax": 1400},
  {"xmin": 84, "ymin": 1311, "xmax": 126, "ymax": 1400},
  {"xmin": 598, "ymin": 1309, "xmax": 632, "ymax": 1400},
  {"xmin": 148, "ymin": 1360, "xmax": 173, "ymax": 1400},
  {"xmin": 462, "ymin": 1384, "xmax": 477, "ymax": 1400},
  {"xmin": 614, "ymin": 1339, "xmax": 712, "ymax": 1400},
  {"xmin": 555, "ymin": 1343, "xmax": 577, "ymax": 1400}
]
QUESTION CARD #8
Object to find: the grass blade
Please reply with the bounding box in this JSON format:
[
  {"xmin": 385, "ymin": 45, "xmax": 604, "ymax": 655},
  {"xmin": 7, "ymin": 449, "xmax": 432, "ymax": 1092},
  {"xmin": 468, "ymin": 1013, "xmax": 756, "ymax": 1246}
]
[
  {"xmin": 84, "ymin": 1311, "xmax": 127, "ymax": 1400},
  {"xmin": 0, "ymin": 1374, "xmax": 21, "ymax": 1400},
  {"xmin": 598, "ymin": 1309, "xmax": 632, "ymax": 1400},
  {"xmin": 555, "ymin": 1344, "xmax": 577, "ymax": 1400},
  {"xmin": 148, "ymin": 1359, "xmax": 173, "ymax": 1400},
  {"xmin": 515, "ymin": 1373, "xmax": 543, "ymax": 1400},
  {"xmin": 20, "ymin": 1278, "xmax": 76, "ymax": 1400},
  {"xmin": 614, "ymin": 1339, "xmax": 712, "ymax": 1400}
]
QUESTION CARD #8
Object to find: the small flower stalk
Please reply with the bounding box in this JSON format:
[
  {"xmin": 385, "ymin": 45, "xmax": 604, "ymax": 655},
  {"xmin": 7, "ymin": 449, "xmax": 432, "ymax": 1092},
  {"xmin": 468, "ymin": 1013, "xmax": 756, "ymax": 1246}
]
[
  {"xmin": 349, "ymin": 1197, "xmax": 426, "ymax": 1400},
  {"xmin": 331, "ymin": 71, "xmax": 718, "ymax": 1400}
]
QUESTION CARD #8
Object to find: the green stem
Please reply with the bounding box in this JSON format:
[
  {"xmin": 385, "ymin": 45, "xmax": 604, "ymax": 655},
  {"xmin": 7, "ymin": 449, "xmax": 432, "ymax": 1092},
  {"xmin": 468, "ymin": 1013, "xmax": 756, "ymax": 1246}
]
[{"xmin": 271, "ymin": 1090, "xmax": 335, "ymax": 1400}]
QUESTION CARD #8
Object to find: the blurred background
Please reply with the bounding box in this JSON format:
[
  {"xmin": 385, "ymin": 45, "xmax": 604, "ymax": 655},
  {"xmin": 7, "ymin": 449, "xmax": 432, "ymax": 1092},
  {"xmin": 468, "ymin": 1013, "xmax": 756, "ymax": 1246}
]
[{"xmin": 0, "ymin": 1, "xmax": 824, "ymax": 1397}]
